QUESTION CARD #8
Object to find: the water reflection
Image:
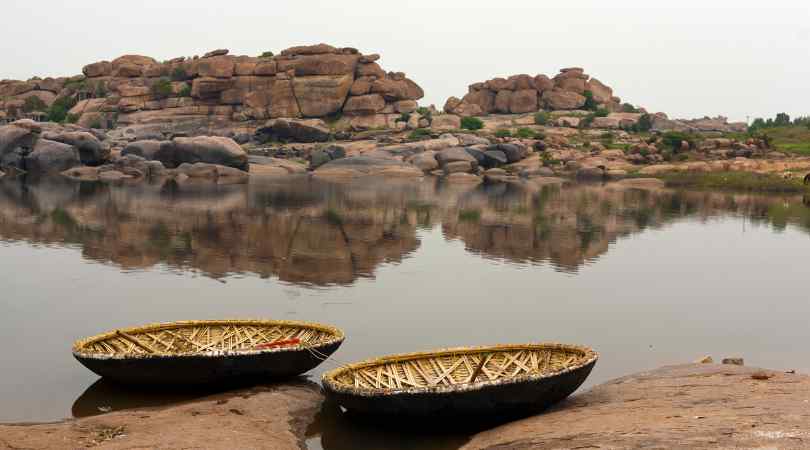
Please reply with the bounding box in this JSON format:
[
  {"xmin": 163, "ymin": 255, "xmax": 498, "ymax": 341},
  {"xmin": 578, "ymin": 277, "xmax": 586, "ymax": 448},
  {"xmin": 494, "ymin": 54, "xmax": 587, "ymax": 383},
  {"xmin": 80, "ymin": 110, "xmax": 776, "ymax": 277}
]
[{"xmin": 2, "ymin": 177, "xmax": 810, "ymax": 282}]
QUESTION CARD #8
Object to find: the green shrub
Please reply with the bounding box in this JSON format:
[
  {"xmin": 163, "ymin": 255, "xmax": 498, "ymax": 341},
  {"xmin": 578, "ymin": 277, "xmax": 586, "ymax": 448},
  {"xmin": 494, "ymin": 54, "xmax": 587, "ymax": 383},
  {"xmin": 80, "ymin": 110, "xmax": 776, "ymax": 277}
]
[
  {"xmin": 94, "ymin": 81, "xmax": 108, "ymax": 98},
  {"xmin": 534, "ymin": 111, "xmax": 549, "ymax": 125},
  {"xmin": 460, "ymin": 116, "xmax": 484, "ymax": 130},
  {"xmin": 397, "ymin": 112, "xmax": 412, "ymax": 123},
  {"xmin": 416, "ymin": 106, "xmax": 433, "ymax": 124},
  {"xmin": 178, "ymin": 83, "xmax": 192, "ymax": 97},
  {"xmin": 637, "ymin": 113, "xmax": 653, "ymax": 132},
  {"xmin": 88, "ymin": 118, "xmax": 103, "ymax": 129},
  {"xmin": 260, "ymin": 51, "xmax": 274, "ymax": 58},
  {"xmin": 170, "ymin": 67, "xmax": 188, "ymax": 82},
  {"xmin": 495, "ymin": 129, "xmax": 512, "ymax": 138},
  {"xmin": 46, "ymin": 95, "xmax": 78, "ymax": 123},
  {"xmin": 150, "ymin": 77, "xmax": 173, "ymax": 99},
  {"xmin": 515, "ymin": 127, "xmax": 537, "ymax": 139},
  {"xmin": 583, "ymin": 90, "xmax": 597, "ymax": 111},
  {"xmin": 458, "ymin": 209, "xmax": 481, "ymax": 222},
  {"xmin": 407, "ymin": 128, "xmax": 432, "ymax": 140},
  {"xmin": 662, "ymin": 131, "xmax": 697, "ymax": 151},
  {"xmin": 595, "ymin": 108, "xmax": 609, "ymax": 117},
  {"xmin": 22, "ymin": 96, "xmax": 47, "ymax": 113},
  {"xmin": 621, "ymin": 103, "xmax": 639, "ymax": 113},
  {"xmin": 65, "ymin": 113, "xmax": 79, "ymax": 124}
]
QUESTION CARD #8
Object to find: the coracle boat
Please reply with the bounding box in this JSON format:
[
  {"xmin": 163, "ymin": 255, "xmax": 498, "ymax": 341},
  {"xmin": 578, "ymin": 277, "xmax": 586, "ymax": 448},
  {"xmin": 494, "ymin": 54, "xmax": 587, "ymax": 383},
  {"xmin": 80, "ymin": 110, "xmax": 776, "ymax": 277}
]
[
  {"xmin": 322, "ymin": 343, "xmax": 597, "ymax": 416},
  {"xmin": 73, "ymin": 319, "xmax": 344, "ymax": 385}
]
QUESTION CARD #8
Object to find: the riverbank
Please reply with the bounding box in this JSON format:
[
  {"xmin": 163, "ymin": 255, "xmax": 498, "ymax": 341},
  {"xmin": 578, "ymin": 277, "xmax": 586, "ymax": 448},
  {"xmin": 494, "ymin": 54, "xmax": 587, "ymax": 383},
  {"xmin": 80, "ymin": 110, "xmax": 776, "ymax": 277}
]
[{"xmin": 2, "ymin": 363, "xmax": 807, "ymax": 449}]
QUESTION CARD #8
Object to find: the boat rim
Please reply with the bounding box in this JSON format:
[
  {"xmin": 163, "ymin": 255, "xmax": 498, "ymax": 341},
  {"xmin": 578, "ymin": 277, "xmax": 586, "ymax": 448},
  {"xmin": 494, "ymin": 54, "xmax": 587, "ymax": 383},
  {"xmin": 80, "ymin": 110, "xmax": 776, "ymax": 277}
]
[
  {"xmin": 321, "ymin": 342, "xmax": 598, "ymax": 396},
  {"xmin": 72, "ymin": 319, "xmax": 345, "ymax": 361}
]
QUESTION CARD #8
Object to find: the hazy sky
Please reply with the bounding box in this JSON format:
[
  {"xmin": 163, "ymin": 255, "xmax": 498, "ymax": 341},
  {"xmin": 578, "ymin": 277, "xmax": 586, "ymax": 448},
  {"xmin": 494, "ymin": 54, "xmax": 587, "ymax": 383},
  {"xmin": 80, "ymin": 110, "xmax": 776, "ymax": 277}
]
[{"xmin": 3, "ymin": 1, "xmax": 809, "ymax": 122}]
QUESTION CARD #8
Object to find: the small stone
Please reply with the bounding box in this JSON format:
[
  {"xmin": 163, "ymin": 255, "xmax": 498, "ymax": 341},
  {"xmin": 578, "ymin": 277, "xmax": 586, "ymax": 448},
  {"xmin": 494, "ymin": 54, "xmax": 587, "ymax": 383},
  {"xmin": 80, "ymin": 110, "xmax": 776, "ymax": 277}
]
[
  {"xmin": 751, "ymin": 371, "xmax": 772, "ymax": 380},
  {"xmin": 722, "ymin": 358, "xmax": 744, "ymax": 366},
  {"xmin": 695, "ymin": 355, "xmax": 714, "ymax": 364}
]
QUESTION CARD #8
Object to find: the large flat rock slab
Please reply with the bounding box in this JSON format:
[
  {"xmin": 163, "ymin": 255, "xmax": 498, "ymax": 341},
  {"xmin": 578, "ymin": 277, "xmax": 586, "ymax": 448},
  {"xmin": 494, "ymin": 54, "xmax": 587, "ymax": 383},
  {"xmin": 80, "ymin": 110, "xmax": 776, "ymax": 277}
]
[
  {"xmin": 463, "ymin": 364, "xmax": 810, "ymax": 450},
  {"xmin": 0, "ymin": 384, "xmax": 321, "ymax": 450}
]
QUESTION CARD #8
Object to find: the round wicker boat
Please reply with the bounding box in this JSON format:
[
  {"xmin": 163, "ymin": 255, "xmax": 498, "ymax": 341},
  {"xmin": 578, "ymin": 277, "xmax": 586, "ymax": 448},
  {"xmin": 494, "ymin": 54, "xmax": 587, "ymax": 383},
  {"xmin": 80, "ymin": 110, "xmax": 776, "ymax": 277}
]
[
  {"xmin": 73, "ymin": 319, "xmax": 344, "ymax": 385},
  {"xmin": 322, "ymin": 343, "xmax": 597, "ymax": 416}
]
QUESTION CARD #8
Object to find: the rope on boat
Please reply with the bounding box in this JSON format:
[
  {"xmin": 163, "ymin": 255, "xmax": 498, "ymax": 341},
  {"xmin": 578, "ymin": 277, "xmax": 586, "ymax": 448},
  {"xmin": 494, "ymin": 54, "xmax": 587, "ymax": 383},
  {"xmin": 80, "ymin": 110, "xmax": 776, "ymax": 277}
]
[{"xmin": 305, "ymin": 346, "xmax": 348, "ymax": 368}]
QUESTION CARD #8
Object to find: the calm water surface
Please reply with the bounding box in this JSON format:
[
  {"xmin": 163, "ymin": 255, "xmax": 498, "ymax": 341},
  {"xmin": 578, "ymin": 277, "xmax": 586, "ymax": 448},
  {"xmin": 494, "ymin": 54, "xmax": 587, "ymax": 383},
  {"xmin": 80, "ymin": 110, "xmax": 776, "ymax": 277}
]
[{"xmin": 2, "ymin": 176, "xmax": 810, "ymax": 449}]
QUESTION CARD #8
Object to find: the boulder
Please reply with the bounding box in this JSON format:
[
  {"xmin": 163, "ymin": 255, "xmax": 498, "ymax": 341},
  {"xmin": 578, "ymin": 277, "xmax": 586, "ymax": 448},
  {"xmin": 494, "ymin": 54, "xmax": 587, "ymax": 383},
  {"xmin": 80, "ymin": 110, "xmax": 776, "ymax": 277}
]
[
  {"xmin": 497, "ymin": 143, "xmax": 528, "ymax": 163},
  {"xmin": 586, "ymin": 78, "xmax": 614, "ymax": 103},
  {"xmin": 203, "ymin": 49, "xmax": 229, "ymax": 58},
  {"xmin": 24, "ymin": 139, "xmax": 81, "ymax": 174},
  {"xmin": 171, "ymin": 136, "xmax": 248, "ymax": 170},
  {"xmin": 258, "ymin": 118, "xmax": 331, "ymax": 143},
  {"xmin": 460, "ymin": 89, "xmax": 496, "ymax": 114},
  {"xmin": 370, "ymin": 78, "xmax": 424, "ymax": 101},
  {"xmin": 253, "ymin": 60, "xmax": 278, "ymax": 76},
  {"xmin": 121, "ymin": 140, "xmax": 175, "ymax": 161},
  {"xmin": 494, "ymin": 90, "xmax": 512, "ymax": 113},
  {"xmin": 509, "ymin": 89, "xmax": 538, "ymax": 114},
  {"xmin": 542, "ymin": 89, "xmax": 586, "ymax": 110},
  {"xmin": 408, "ymin": 151, "xmax": 439, "ymax": 172},
  {"xmin": 280, "ymin": 43, "xmax": 339, "ymax": 56},
  {"xmin": 0, "ymin": 123, "xmax": 39, "ymax": 165},
  {"xmin": 113, "ymin": 63, "xmax": 144, "ymax": 78},
  {"xmin": 555, "ymin": 77, "xmax": 586, "ymax": 94},
  {"xmin": 394, "ymin": 100, "xmax": 418, "ymax": 114},
  {"xmin": 356, "ymin": 62, "xmax": 386, "ymax": 78},
  {"xmin": 482, "ymin": 150, "xmax": 508, "ymax": 168},
  {"xmin": 533, "ymin": 74, "xmax": 553, "ymax": 92},
  {"xmin": 284, "ymin": 54, "xmax": 360, "ymax": 76},
  {"xmin": 191, "ymin": 77, "xmax": 233, "ymax": 99},
  {"xmin": 443, "ymin": 160, "xmax": 473, "ymax": 175},
  {"xmin": 82, "ymin": 61, "xmax": 111, "ymax": 78},
  {"xmin": 431, "ymin": 114, "xmax": 461, "ymax": 130},
  {"xmin": 436, "ymin": 147, "xmax": 478, "ymax": 168},
  {"xmin": 313, "ymin": 155, "xmax": 423, "ymax": 179},
  {"xmin": 42, "ymin": 131, "xmax": 107, "ymax": 166},
  {"xmin": 196, "ymin": 56, "xmax": 235, "ymax": 78},
  {"xmin": 293, "ymin": 74, "xmax": 353, "ymax": 117},
  {"xmin": 269, "ymin": 79, "xmax": 302, "ymax": 118},
  {"xmin": 343, "ymin": 94, "xmax": 386, "ymax": 114},
  {"xmin": 508, "ymin": 74, "xmax": 536, "ymax": 90}
]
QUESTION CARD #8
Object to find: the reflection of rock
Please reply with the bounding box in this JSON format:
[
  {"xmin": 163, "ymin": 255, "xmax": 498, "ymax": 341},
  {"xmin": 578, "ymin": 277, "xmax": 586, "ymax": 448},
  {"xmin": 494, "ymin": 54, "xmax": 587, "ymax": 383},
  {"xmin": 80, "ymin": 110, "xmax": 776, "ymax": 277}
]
[{"xmin": 2, "ymin": 177, "xmax": 810, "ymax": 282}]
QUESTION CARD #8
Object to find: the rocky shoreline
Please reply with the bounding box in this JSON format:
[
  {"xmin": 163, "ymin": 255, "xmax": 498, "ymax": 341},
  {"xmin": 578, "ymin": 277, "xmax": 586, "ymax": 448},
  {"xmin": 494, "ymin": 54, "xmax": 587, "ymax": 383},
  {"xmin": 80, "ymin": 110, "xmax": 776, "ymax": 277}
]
[
  {"xmin": 3, "ymin": 114, "xmax": 808, "ymax": 191},
  {"xmin": 3, "ymin": 42, "xmax": 807, "ymax": 191},
  {"xmin": 1, "ymin": 363, "xmax": 808, "ymax": 449}
]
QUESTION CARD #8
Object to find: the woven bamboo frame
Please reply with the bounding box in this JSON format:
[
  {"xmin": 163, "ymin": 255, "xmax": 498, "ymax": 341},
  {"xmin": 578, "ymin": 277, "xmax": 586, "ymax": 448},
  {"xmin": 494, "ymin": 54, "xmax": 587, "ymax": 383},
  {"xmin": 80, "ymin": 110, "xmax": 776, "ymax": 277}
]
[
  {"xmin": 72, "ymin": 319, "xmax": 345, "ymax": 360},
  {"xmin": 322, "ymin": 343, "xmax": 597, "ymax": 396}
]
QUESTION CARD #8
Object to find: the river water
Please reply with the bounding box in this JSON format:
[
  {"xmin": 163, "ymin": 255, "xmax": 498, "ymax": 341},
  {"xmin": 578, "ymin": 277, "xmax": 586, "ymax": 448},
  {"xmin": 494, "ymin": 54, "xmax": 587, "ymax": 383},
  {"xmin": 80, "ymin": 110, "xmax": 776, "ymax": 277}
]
[{"xmin": 1, "ymin": 175, "xmax": 810, "ymax": 448}]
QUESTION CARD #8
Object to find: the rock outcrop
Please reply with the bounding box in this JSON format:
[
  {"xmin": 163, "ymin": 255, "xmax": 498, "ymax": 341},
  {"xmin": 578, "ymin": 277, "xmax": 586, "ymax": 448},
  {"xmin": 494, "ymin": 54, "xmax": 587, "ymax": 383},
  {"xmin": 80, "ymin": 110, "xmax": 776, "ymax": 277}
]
[
  {"xmin": 445, "ymin": 68, "xmax": 623, "ymax": 116},
  {"xmin": 0, "ymin": 44, "xmax": 424, "ymax": 134},
  {"xmin": 0, "ymin": 384, "xmax": 322, "ymax": 450},
  {"xmin": 463, "ymin": 364, "xmax": 810, "ymax": 450}
]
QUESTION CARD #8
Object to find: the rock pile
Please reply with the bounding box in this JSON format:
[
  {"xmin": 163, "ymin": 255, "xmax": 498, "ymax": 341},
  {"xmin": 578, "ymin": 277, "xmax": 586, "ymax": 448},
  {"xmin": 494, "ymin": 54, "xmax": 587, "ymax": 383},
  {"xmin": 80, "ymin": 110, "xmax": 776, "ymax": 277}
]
[
  {"xmin": 0, "ymin": 44, "xmax": 424, "ymax": 133},
  {"xmin": 0, "ymin": 118, "xmax": 250, "ymax": 179},
  {"xmin": 444, "ymin": 68, "xmax": 621, "ymax": 116}
]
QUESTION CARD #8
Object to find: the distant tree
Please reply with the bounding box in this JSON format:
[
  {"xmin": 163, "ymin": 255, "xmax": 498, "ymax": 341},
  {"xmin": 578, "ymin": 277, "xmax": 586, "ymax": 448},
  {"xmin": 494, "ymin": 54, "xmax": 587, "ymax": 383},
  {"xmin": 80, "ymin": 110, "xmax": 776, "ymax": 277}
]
[
  {"xmin": 774, "ymin": 112, "xmax": 791, "ymax": 126},
  {"xmin": 22, "ymin": 96, "xmax": 47, "ymax": 113},
  {"xmin": 583, "ymin": 90, "xmax": 597, "ymax": 111}
]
